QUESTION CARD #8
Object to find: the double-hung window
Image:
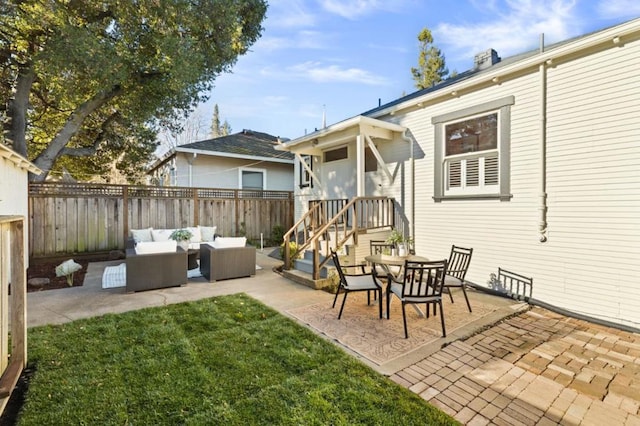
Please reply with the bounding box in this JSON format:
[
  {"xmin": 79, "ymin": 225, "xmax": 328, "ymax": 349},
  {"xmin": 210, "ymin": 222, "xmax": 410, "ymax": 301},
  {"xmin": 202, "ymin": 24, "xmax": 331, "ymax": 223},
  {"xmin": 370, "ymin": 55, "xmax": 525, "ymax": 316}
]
[
  {"xmin": 432, "ymin": 96, "xmax": 514, "ymax": 201},
  {"xmin": 445, "ymin": 112, "xmax": 498, "ymax": 194},
  {"xmin": 299, "ymin": 155, "xmax": 313, "ymax": 188}
]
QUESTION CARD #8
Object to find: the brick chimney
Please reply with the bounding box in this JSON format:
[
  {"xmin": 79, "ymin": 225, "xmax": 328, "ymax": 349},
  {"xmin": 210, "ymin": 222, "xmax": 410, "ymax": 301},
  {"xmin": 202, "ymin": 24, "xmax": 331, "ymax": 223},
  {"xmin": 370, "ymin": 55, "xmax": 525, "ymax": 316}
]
[{"xmin": 474, "ymin": 49, "xmax": 501, "ymax": 70}]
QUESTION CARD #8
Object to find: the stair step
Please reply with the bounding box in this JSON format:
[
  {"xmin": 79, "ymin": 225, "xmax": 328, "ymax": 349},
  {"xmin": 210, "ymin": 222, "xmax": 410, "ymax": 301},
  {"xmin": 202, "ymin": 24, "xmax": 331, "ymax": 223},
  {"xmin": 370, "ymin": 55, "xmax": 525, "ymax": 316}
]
[{"xmin": 294, "ymin": 258, "xmax": 331, "ymax": 278}]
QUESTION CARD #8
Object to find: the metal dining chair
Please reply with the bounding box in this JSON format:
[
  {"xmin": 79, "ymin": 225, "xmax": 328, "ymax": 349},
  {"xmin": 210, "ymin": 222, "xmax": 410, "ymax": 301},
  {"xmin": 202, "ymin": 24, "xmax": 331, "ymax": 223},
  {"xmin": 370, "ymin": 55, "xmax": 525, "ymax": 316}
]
[
  {"xmin": 369, "ymin": 240, "xmax": 401, "ymax": 279},
  {"xmin": 330, "ymin": 249, "xmax": 384, "ymax": 319},
  {"xmin": 386, "ymin": 259, "xmax": 448, "ymax": 338},
  {"xmin": 444, "ymin": 245, "xmax": 474, "ymax": 312}
]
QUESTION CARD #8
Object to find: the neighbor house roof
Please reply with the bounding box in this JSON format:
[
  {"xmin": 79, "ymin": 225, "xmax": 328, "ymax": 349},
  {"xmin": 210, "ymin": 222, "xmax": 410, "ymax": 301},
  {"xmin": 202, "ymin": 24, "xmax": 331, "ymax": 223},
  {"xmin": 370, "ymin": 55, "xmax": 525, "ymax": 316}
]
[{"xmin": 149, "ymin": 129, "xmax": 294, "ymax": 172}]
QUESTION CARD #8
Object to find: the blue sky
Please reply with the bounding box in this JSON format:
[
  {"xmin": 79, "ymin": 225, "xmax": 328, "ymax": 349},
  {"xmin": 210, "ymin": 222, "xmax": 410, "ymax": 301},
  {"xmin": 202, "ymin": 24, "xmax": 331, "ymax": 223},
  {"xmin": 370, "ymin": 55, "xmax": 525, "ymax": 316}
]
[{"xmin": 191, "ymin": 0, "xmax": 640, "ymax": 141}]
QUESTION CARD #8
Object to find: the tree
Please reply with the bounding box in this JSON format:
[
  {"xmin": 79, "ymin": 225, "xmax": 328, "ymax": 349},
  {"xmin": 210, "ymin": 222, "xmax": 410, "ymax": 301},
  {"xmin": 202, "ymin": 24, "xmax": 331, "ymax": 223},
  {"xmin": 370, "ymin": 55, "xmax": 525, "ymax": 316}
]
[
  {"xmin": 160, "ymin": 112, "xmax": 207, "ymax": 154},
  {"xmin": 210, "ymin": 104, "xmax": 222, "ymax": 138},
  {"xmin": 221, "ymin": 120, "xmax": 232, "ymax": 136},
  {"xmin": 210, "ymin": 103, "xmax": 232, "ymax": 138},
  {"xmin": 0, "ymin": 0, "xmax": 266, "ymax": 181},
  {"xmin": 411, "ymin": 28, "xmax": 449, "ymax": 90}
]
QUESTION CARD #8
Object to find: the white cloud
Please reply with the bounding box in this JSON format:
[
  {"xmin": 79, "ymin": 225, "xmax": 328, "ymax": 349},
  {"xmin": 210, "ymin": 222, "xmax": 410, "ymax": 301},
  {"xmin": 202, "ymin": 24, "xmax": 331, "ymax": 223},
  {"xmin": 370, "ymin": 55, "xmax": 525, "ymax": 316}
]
[
  {"xmin": 258, "ymin": 61, "xmax": 388, "ymax": 85},
  {"xmin": 436, "ymin": 0, "xmax": 581, "ymax": 65},
  {"xmin": 319, "ymin": 0, "xmax": 412, "ymax": 20},
  {"xmin": 597, "ymin": 0, "xmax": 640, "ymax": 18},
  {"xmin": 288, "ymin": 61, "xmax": 389, "ymax": 85},
  {"xmin": 256, "ymin": 30, "xmax": 330, "ymax": 51},
  {"xmin": 266, "ymin": 0, "xmax": 317, "ymax": 28}
]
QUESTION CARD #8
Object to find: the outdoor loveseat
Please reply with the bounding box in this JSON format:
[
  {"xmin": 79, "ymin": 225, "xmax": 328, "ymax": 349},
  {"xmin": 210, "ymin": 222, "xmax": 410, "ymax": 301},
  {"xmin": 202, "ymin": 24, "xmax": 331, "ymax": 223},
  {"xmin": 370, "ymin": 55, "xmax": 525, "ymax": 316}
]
[{"xmin": 199, "ymin": 237, "xmax": 256, "ymax": 282}]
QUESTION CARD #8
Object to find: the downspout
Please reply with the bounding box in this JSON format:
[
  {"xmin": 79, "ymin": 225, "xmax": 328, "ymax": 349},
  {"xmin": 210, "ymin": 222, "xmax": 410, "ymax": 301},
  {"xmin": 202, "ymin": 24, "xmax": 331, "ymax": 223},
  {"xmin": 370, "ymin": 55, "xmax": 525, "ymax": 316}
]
[
  {"xmin": 402, "ymin": 129, "xmax": 415, "ymax": 244},
  {"xmin": 187, "ymin": 153, "xmax": 197, "ymax": 187},
  {"xmin": 539, "ymin": 34, "xmax": 549, "ymax": 242}
]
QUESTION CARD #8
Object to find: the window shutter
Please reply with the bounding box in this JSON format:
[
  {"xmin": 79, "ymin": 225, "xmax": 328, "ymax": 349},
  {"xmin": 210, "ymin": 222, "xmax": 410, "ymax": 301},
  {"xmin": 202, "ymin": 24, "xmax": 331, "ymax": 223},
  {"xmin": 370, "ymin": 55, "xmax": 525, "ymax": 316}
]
[
  {"xmin": 448, "ymin": 160, "xmax": 461, "ymax": 189},
  {"xmin": 484, "ymin": 154, "xmax": 499, "ymax": 186},
  {"xmin": 466, "ymin": 158, "xmax": 479, "ymax": 187}
]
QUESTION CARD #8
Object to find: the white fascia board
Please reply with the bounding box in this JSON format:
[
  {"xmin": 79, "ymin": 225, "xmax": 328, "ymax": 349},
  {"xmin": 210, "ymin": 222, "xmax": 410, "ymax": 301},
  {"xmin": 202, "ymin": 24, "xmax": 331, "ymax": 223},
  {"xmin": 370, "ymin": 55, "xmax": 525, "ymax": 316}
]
[
  {"xmin": 0, "ymin": 144, "xmax": 42, "ymax": 174},
  {"xmin": 276, "ymin": 115, "xmax": 406, "ymax": 152},
  {"xmin": 372, "ymin": 18, "xmax": 640, "ymax": 117},
  {"xmin": 175, "ymin": 147, "xmax": 294, "ymax": 164}
]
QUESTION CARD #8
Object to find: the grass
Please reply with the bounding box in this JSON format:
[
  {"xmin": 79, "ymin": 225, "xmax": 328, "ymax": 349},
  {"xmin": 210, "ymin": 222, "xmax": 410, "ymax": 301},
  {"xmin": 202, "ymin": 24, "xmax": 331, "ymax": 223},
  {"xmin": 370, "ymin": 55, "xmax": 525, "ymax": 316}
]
[{"xmin": 17, "ymin": 294, "xmax": 459, "ymax": 425}]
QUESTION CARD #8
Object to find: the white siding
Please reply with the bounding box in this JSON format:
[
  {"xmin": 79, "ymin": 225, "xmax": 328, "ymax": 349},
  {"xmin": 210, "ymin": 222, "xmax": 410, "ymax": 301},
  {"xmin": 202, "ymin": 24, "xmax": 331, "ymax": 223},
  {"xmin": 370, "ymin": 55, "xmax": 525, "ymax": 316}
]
[
  {"xmin": 175, "ymin": 154, "xmax": 294, "ymax": 191},
  {"xmin": 392, "ymin": 35, "xmax": 640, "ymax": 329},
  {"xmin": 0, "ymin": 152, "xmax": 31, "ymax": 265}
]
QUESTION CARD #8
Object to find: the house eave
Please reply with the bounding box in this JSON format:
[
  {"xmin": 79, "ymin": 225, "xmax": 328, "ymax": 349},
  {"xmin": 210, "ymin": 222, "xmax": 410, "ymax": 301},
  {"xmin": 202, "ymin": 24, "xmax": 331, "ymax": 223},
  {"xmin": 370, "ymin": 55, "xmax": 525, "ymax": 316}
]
[
  {"xmin": 175, "ymin": 147, "xmax": 294, "ymax": 164},
  {"xmin": 0, "ymin": 144, "xmax": 42, "ymax": 175},
  {"xmin": 275, "ymin": 115, "xmax": 406, "ymax": 153}
]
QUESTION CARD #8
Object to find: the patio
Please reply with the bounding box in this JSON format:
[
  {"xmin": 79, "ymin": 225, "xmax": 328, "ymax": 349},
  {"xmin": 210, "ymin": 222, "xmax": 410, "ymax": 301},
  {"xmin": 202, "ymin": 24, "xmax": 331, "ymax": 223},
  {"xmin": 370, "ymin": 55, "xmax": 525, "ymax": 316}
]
[{"xmin": 25, "ymin": 251, "xmax": 640, "ymax": 425}]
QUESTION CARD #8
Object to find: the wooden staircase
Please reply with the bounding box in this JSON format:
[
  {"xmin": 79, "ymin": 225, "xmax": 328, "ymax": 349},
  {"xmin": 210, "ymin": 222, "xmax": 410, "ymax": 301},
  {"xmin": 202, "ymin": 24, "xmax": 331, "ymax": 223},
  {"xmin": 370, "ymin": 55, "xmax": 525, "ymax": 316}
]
[{"xmin": 282, "ymin": 197, "xmax": 402, "ymax": 284}]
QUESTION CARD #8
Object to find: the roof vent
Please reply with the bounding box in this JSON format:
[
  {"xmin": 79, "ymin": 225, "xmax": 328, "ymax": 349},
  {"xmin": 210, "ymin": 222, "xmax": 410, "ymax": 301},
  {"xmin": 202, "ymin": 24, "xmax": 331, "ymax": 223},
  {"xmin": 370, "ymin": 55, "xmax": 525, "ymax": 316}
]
[{"xmin": 474, "ymin": 49, "xmax": 500, "ymax": 70}]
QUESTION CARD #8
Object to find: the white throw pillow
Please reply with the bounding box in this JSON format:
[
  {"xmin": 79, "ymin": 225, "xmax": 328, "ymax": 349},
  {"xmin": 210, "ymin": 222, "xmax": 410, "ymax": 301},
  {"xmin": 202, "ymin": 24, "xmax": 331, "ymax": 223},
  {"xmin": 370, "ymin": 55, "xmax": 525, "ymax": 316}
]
[
  {"xmin": 186, "ymin": 226, "xmax": 202, "ymax": 243},
  {"xmin": 211, "ymin": 237, "xmax": 246, "ymax": 249},
  {"xmin": 134, "ymin": 240, "xmax": 177, "ymax": 254},
  {"xmin": 131, "ymin": 228, "xmax": 153, "ymax": 243},
  {"xmin": 199, "ymin": 225, "xmax": 217, "ymax": 242},
  {"xmin": 151, "ymin": 229, "xmax": 175, "ymax": 242}
]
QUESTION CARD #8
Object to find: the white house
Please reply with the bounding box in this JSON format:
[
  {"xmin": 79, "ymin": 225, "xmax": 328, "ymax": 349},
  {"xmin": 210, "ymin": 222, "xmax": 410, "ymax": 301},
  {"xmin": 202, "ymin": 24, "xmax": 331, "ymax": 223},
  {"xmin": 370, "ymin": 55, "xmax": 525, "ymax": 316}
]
[
  {"xmin": 149, "ymin": 130, "xmax": 294, "ymax": 191},
  {"xmin": 0, "ymin": 144, "xmax": 42, "ymax": 264},
  {"xmin": 276, "ymin": 18, "xmax": 640, "ymax": 330}
]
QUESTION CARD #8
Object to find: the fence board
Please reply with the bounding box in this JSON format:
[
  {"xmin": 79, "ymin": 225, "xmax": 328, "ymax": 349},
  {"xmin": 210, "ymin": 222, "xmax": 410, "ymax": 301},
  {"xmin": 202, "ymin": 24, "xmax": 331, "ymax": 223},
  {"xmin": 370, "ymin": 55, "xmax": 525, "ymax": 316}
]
[{"xmin": 28, "ymin": 183, "xmax": 293, "ymax": 258}]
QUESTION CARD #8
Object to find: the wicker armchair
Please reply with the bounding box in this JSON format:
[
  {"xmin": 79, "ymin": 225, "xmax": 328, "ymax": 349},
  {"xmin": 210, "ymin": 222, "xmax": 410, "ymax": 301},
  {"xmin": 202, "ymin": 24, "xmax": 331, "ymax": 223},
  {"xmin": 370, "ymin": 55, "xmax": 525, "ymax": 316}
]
[
  {"xmin": 125, "ymin": 246, "xmax": 187, "ymax": 292},
  {"xmin": 199, "ymin": 244, "xmax": 256, "ymax": 282}
]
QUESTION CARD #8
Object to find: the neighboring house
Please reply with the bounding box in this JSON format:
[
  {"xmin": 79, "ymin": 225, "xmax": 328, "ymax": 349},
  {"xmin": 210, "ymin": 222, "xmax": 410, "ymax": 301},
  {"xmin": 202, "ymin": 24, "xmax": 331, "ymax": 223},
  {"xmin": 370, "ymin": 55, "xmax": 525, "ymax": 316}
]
[
  {"xmin": 149, "ymin": 130, "xmax": 294, "ymax": 191},
  {"xmin": 0, "ymin": 143, "xmax": 42, "ymax": 265},
  {"xmin": 276, "ymin": 18, "xmax": 640, "ymax": 330}
]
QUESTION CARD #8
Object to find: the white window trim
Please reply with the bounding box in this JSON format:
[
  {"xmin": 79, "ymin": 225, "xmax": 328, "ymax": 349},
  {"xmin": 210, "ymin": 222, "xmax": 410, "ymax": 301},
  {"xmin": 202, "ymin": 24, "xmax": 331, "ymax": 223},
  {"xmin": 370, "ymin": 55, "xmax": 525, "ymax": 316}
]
[
  {"xmin": 323, "ymin": 145, "xmax": 349, "ymax": 163},
  {"xmin": 299, "ymin": 155, "xmax": 312, "ymax": 188},
  {"xmin": 239, "ymin": 167, "xmax": 267, "ymax": 190},
  {"xmin": 432, "ymin": 95, "xmax": 514, "ymax": 202}
]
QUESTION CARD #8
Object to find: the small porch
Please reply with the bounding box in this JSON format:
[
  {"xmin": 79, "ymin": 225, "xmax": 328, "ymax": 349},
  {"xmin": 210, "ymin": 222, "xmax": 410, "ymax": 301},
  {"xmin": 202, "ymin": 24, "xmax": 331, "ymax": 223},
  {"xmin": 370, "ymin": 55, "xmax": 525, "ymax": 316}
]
[{"xmin": 275, "ymin": 115, "xmax": 415, "ymax": 283}]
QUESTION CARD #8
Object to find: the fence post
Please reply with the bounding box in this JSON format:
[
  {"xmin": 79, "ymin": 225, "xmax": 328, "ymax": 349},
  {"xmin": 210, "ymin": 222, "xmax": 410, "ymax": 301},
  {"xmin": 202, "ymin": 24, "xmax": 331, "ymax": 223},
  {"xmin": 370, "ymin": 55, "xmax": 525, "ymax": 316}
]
[
  {"xmin": 234, "ymin": 189, "xmax": 240, "ymax": 236},
  {"xmin": 193, "ymin": 187, "xmax": 200, "ymax": 226},
  {"xmin": 122, "ymin": 185, "xmax": 129, "ymax": 248}
]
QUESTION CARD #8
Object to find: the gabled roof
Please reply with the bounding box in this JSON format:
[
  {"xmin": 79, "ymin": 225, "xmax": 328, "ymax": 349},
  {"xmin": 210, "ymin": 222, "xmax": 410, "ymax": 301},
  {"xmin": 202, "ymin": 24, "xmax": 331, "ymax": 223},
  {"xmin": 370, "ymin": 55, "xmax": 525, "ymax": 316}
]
[
  {"xmin": 149, "ymin": 129, "xmax": 294, "ymax": 172},
  {"xmin": 178, "ymin": 130, "xmax": 293, "ymax": 161}
]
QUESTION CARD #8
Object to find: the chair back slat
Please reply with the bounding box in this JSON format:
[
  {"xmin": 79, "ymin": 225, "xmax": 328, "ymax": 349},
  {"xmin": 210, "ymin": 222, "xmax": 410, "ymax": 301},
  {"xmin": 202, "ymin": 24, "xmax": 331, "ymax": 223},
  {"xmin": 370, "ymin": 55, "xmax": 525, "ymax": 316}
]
[
  {"xmin": 370, "ymin": 240, "xmax": 394, "ymax": 255},
  {"xmin": 447, "ymin": 245, "xmax": 473, "ymax": 280},
  {"xmin": 402, "ymin": 260, "xmax": 447, "ymax": 298},
  {"xmin": 330, "ymin": 250, "xmax": 348, "ymax": 284}
]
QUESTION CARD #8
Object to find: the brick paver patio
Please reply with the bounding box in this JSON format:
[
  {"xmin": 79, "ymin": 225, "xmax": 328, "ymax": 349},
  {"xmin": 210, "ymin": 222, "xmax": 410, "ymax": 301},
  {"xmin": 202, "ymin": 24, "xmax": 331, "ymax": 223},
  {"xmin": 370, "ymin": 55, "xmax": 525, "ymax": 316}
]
[{"xmin": 389, "ymin": 307, "xmax": 640, "ymax": 425}]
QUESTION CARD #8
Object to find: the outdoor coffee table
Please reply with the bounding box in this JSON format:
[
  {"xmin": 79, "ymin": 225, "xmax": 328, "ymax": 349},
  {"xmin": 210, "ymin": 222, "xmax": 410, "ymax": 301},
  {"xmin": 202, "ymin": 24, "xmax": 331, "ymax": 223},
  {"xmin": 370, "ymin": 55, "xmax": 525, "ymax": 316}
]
[{"xmin": 187, "ymin": 249, "xmax": 199, "ymax": 270}]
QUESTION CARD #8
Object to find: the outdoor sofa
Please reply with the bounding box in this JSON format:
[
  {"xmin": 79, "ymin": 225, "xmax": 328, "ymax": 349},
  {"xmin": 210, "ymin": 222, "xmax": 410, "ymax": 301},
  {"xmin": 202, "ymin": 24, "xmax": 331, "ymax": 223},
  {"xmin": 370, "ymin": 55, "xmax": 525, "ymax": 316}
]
[{"xmin": 200, "ymin": 237, "xmax": 256, "ymax": 282}]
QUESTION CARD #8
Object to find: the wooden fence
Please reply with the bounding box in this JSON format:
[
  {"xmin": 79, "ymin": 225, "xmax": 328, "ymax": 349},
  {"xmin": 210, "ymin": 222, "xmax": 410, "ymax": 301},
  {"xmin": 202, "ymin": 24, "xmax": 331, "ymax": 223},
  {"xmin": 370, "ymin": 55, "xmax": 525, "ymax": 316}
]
[
  {"xmin": 0, "ymin": 216, "xmax": 27, "ymax": 414},
  {"xmin": 28, "ymin": 182, "xmax": 294, "ymax": 258}
]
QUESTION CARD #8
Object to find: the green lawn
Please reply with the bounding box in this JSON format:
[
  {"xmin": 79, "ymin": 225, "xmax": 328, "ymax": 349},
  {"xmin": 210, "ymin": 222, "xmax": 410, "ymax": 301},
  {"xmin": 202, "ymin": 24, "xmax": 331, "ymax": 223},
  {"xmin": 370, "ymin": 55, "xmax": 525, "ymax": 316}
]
[{"xmin": 18, "ymin": 294, "xmax": 458, "ymax": 425}]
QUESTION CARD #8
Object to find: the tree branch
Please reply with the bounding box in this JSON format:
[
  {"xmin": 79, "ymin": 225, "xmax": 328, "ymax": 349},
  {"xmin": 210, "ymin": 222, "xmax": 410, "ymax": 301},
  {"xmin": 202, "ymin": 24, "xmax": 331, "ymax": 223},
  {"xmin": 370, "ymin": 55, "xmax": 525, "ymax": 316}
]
[{"xmin": 31, "ymin": 84, "xmax": 123, "ymax": 181}]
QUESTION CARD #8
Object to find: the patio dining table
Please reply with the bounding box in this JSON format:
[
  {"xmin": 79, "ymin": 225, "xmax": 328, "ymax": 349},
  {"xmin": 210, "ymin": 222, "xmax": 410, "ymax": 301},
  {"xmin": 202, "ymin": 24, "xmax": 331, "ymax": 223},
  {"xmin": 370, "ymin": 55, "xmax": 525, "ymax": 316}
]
[{"xmin": 364, "ymin": 253, "xmax": 429, "ymax": 318}]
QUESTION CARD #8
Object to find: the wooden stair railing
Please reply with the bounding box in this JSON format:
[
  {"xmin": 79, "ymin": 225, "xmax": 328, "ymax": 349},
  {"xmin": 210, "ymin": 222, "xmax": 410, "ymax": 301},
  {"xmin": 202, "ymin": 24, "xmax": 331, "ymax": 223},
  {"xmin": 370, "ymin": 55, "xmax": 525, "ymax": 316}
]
[{"xmin": 282, "ymin": 197, "xmax": 396, "ymax": 280}]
